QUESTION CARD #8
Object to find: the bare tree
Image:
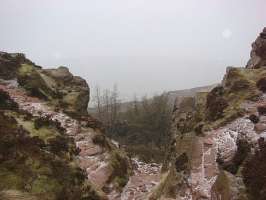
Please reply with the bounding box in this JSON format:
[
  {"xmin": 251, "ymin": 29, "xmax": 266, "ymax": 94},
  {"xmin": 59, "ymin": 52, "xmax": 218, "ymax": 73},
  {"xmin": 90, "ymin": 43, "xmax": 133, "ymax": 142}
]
[
  {"xmin": 93, "ymin": 85, "xmax": 103, "ymax": 121},
  {"xmin": 92, "ymin": 84, "xmax": 121, "ymax": 130}
]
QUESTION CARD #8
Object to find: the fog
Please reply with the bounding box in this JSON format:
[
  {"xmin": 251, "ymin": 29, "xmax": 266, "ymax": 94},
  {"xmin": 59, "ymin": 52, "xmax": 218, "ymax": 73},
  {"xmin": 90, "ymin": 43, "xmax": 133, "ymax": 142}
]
[{"xmin": 0, "ymin": 0, "xmax": 265, "ymax": 101}]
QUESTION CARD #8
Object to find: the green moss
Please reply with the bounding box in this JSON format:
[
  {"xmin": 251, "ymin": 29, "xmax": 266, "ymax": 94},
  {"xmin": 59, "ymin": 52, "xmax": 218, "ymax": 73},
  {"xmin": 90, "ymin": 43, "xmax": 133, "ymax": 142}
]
[
  {"xmin": 38, "ymin": 73, "xmax": 57, "ymax": 92},
  {"xmin": 31, "ymin": 176, "xmax": 61, "ymax": 198},
  {"xmin": 63, "ymin": 92, "xmax": 80, "ymax": 105},
  {"xmin": 148, "ymin": 172, "xmax": 169, "ymax": 199},
  {"xmin": 18, "ymin": 64, "xmax": 35, "ymax": 76},
  {"xmin": 108, "ymin": 149, "xmax": 131, "ymax": 190},
  {"xmin": 0, "ymin": 111, "xmax": 103, "ymax": 200},
  {"xmin": 16, "ymin": 118, "xmax": 59, "ymax": 143},
  {"xmin": 212, "ymin": 170, "xmax": 248, "ymax": 200},
  {"xmin": 18, "ymin": 64, "xmax": 89, "ymax": 116},
  {"xmin": 18, "ymin": 64, "xmax": 55, "ymax": 100},
  {"xmin": 203, "ymin": 67, "xmax": 265, "ymax": 128},
  {"xmin": 149, "ymin": 168, "xmax": 183, "ymax": 199},
  {"xmin": 0, "ymin": 168, "xmax": 24, "ymax": 190}
]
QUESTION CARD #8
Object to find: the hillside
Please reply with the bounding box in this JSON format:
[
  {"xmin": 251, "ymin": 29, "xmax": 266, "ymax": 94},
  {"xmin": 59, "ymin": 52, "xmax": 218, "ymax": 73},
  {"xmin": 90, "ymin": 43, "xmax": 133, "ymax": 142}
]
[
  {"xmin": 167, "ymin": 84, "xmax": 217, "ymax": 106},
  {"xmin": 149, "ymin": 27, "xmax": 266, "ymax": 200}
]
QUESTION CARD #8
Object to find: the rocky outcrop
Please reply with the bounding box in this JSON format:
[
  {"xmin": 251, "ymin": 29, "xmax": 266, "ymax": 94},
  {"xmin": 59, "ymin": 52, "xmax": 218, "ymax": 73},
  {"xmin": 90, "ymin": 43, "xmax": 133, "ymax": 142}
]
[
  {"xmin": 0, "ymin": 52, "xmax": 33, "ymax": 80},
  {"xmin": 0, "ymin": 52, "xmax": 90, "ymax": 116},
  {"xmin": 17, "ymin": 65, "xmax": 90, "ymax": 116},
  {"xmin": 0, "ymin": 90, "xmax": 106, "ymax": 200},
  {"xmin": 150, "ymin": 28, "xmax": 266, "ymax": 200},
  {"xmin": 246, "ymin": 27, "xmax": 266, "ymax": 69}
]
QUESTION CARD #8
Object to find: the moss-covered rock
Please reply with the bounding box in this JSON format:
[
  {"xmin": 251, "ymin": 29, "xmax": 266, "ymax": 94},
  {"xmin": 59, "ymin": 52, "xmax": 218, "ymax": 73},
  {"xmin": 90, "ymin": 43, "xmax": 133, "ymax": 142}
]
[
  {"xmin": 211, "ymin": 170, "xmax": 248, "ymax": 200},
  {"xmin": 0, "ymin": 110, "xmax": 105, "ymax": 200},
  {"xmin": 17, "ymin": 64, "xmax": 90, "ymax": 116},
  {"xmin": 17, "ymin": 64, "xmax": 57, "ymax": 100},
  {"xmin": 1, "ymin": 52, "xmax": 91, "ymax": 116},
  {"xmin": 0, "ymin": 52, "xmax": 33, "ymax": 80},
  {"xmin": 206, "ymin": 86, "xmax": 228, "ymax": 121},
  {"xmin": 108, "ymin": 149, "xmax": 132, "ymax": 190}
]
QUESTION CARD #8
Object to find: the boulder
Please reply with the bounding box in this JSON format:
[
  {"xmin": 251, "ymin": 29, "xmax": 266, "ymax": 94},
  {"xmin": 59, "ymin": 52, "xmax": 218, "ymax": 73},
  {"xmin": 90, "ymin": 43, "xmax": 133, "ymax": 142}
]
[{"xmin": 246, "ymin": 27, "xmax": 266, "ymax": 69}]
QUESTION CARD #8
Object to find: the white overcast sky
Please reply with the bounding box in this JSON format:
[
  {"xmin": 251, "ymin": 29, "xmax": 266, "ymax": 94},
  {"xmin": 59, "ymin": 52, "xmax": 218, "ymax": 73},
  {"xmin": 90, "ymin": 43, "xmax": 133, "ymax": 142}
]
[{"xmin": 0, "ymin": 0, "xmax": 265, "ymax": 101}]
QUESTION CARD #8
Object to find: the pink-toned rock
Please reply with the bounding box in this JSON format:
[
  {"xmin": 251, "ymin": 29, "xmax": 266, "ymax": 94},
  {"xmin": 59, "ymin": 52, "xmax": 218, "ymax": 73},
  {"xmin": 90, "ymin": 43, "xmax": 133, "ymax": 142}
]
[
  {"xmin": 254, "ymin": 123, "xmax": 266, "ymax": 133},
  {"xmin": 204, "ymin": 138, "xmax": 213, "ymax": 145},
  {"xmin": 88, "ymin": 164, "xmax": 112, "ymax": 188},
  {"xmin": 79, "ymin": 146, "xmax": 103, "ymax": 156}
]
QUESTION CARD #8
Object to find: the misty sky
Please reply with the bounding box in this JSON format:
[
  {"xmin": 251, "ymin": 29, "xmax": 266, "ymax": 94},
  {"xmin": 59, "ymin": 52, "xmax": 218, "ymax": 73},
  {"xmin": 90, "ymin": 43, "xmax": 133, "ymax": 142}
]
[{"xmin": 0, "ymin": 0, "xmax": 265, "ymax": 101}]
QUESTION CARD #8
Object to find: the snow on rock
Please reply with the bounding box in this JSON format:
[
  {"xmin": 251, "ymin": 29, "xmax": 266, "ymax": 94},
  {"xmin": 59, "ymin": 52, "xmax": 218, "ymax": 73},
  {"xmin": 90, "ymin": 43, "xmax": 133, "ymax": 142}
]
[
  {"xmin": 186, "ymin": 94, "xmax": 266, "ymax": 199},
  {"xmin": 120, "ymin": 158, "xmax": 161, "ymax": 200}
]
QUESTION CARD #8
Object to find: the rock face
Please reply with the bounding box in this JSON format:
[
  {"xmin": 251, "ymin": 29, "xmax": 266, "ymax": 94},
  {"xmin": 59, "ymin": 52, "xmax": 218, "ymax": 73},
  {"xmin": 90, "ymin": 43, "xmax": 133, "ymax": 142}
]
[
  {"xmin": 246, "ymin": 27, "xmax": 266, "ymax": 69},
  {"xmin": 0, "ymin": 87, "xmax": 107, "ymax": 200},
  {"xmin": 0, "ymin": 52, "xmax": 90, "ymax": 116},
  {"xmin": 150, "ymin": 28, "xmax": 266, "ymax": 200},
  {"xmin": 17, "ymin": 64, "xmax": 90, "ymax": 116}
]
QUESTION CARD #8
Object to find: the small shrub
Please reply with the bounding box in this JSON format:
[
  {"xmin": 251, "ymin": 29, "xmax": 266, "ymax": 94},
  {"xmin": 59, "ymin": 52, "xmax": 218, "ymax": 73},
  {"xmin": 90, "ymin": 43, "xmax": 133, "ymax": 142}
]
[
  {"xmin": 0, "ymin": 89, "xmax": 18, "ymax": 110},
  {"xmin": 256, "ymin": 77, "xmax": 266, "ymax": 92},
  {"xmin": 206, "ymin": 86, "xmax": 228, "ymax": 121},
  {"xmin": 243, "ymin": 138, "xmax": 266, "ymax": 200}
]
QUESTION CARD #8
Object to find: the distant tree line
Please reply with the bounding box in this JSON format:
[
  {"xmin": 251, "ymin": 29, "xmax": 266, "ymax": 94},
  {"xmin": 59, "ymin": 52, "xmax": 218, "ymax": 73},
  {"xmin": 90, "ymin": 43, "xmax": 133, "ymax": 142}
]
[{"xmin": 92, "ymin": 85, "xmax": 172, "ymax": 162}]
